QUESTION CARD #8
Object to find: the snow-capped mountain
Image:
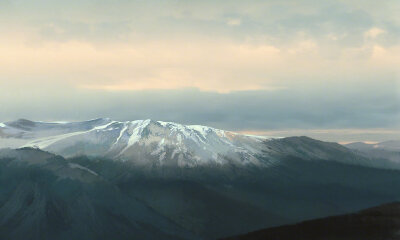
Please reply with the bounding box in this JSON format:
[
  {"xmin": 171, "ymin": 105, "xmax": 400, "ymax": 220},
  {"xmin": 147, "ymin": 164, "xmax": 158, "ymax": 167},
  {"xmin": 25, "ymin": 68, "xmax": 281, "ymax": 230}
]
[
  {"xmin": 1, "ymin": 118, "xmax": 397, "ymax": 170},
  {"xmin": 0, "ymin": 118, "xmax": 271, "ymax": 167},
  {"xmin": 2, "ymin": 121, "xmax": 400, "ymax": 239}
]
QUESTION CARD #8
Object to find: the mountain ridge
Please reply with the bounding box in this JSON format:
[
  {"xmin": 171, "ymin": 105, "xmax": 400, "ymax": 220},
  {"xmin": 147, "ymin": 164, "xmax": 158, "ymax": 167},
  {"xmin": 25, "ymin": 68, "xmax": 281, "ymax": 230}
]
[
  {"xmin": 2, "ymin": 144, "xmax": 400, "ymax": 239},
  {"xmin": 1, "ymin": 118, "xmax": 400, "ymax": 170},
  {"xmin": 0, "ymin": 118, "xmax": 273, "ymax": 167}
]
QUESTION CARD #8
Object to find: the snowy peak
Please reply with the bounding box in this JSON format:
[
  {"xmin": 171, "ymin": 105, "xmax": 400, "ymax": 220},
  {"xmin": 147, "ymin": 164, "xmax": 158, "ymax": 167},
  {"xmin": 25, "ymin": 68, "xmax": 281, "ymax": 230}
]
[
  {"xmin": 0, "ymin": 118, "xmax": 272, "ymax": 167},
  {"xmin": 1, "ymin": 118, "xmax": 397, "ymax": 170}
]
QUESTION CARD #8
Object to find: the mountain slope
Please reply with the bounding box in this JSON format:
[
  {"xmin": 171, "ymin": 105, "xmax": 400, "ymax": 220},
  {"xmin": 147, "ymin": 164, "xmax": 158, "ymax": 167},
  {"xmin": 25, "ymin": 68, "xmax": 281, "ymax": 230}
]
[
  {"xmin": 2, "ymin": 147, "xmax": 400, "ymax": 239},
  {"xmin": 267, "ymin": 136, "xmax": 400, "ymax": 169},
  {"xmin": 222, "ymin": 202, "xmax": 400, "ymax": 240},
  {"xmin": 69, "ymin": 152, "xmax": 400, "ymax": 238},
  {"xmin": 2, "ymin": 119, "xmax": 400, "ymax": 239},
  {"xmin": 0, "ymin": 148, "xmax": 198, "ymax": 240},
  {"xmin": 1, "ymin": 118, "xmax": 397, "ymax": 170},
  {"xmin": 346, "ymin": 141, "xmax": 400, "ymax": 164},
  {"xmin": 0, "ymin": 118, "xmax": 269, "ymax": 167}
]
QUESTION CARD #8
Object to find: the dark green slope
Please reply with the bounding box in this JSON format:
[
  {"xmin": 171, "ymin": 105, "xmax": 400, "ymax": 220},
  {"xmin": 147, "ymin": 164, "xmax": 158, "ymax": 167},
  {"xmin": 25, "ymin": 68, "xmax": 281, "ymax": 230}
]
[
  {"xmin": 3, "ymin": 136, "xmax": 400, "ymax": 240},
  {"xmin": 0, "ymin": 148, "xmax": 197, "ymax": 240},
  {"xmin": 69, "ymin": 152, "xmax": 400, "ymax": 239}
]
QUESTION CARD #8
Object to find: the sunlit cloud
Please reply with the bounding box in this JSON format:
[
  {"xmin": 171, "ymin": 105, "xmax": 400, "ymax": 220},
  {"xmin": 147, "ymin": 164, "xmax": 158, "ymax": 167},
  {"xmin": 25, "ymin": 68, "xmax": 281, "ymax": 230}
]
[
  {"xmin": 1, "ymin": 35, "xmax": 399, "ymax": 93},
  {"xmin": 226, "ymin": 18, "xmax": 241, "ymax": 26},
  {"xmin": 79, "ymin": 83, "xmax": 283, "ymax": 94},
  {"xmin": 364, "ymin": 27, "xmax": 385, "ymax": 39}
]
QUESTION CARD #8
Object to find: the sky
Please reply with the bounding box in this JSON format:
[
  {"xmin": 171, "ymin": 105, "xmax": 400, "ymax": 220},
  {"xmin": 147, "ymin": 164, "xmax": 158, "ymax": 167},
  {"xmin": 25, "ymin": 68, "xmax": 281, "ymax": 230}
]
[{"xmin": 0, "ymin": 0, "xmax": 399, "ymax": 142}]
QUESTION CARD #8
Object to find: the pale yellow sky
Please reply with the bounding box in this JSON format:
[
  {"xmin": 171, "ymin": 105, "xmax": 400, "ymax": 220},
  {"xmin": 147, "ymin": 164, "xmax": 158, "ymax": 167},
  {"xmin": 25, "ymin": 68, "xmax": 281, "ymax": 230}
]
[{"xmin": 0, "ymin": 33, "xmax": 399, "ymax": 93}]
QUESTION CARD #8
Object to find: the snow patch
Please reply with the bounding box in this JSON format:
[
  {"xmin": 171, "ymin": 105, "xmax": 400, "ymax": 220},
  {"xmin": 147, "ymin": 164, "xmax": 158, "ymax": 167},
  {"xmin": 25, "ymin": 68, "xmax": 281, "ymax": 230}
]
[
  {"xmin": 118, "ymin": 119, "xmax": 151, "ymax": 155},
  {"xmin": 68, "ymin": 163, "xmax": 98, "ymax": 176},
  {"xmin": 113, "ymin": 123, "xmax": 128, "ymax": 146},
  {"xmin": 22, "ymin": 121, "xmax": 116, "ymax": 149},
  {"xmin": 1, "ymin": 118, "xmax": 279, "ymax": 167}
]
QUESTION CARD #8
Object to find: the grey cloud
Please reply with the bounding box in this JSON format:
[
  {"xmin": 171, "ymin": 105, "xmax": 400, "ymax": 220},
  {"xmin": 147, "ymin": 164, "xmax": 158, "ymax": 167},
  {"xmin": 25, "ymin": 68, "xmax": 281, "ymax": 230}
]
[
  {"xmin": 1, "ymin": 0, "xmax": 399, "ymax": 143},
  {"xmin": 274, "ymin": 7, "xmax": 372, "ymax": 45},
  {"xmin": 4, "ymin": 0, "xmax": 398, "ymax": 48},
  {"xmin": 0, "ymin": 78, "xmax": 398, "ymax": 132}
]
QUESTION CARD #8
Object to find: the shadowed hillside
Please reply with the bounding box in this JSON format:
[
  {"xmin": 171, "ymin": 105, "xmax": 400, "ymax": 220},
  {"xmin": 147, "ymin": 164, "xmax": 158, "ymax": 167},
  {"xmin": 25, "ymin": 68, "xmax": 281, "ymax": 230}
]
[{"xmin": 223, "ymin": 202, "xmax": 400, "ymax": 240}]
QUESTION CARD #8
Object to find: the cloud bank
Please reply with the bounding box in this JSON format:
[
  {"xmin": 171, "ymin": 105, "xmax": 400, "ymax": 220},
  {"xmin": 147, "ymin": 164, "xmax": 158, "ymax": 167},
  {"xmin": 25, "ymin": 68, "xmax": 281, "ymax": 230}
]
[{"xmin": 0, "ymin": 0, "xmax": 399, "ymax": 141}]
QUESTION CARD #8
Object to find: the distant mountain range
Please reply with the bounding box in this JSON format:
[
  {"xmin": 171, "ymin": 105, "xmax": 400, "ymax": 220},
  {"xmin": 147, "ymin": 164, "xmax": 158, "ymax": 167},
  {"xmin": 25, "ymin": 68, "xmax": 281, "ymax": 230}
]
[
  {"xmin": 346, "ymin": 140, "xmax": 400, "ymax": 164},
  {"xmin": 1, "ymin": 118, "xmax": 399, "ymax": 170},
  {"xmin": 1, "ymin": 119, "xmax": 400, "ymax": 239},
  {"xmin": 346, "ymin": 140, "xmax": 400, "ymax": 152}
]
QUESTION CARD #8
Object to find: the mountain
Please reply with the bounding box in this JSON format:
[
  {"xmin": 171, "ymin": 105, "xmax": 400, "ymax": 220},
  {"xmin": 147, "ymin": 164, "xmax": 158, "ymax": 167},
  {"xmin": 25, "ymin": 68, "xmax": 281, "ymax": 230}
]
[
  {"xmin": 346, "ymin": 140, "xmax": 400, "ymax": 152},
  {"xmin": 0, "ymin": 148, "xmax": 197, "ymax": 240},
  {"xmin": 0, "ymin": 118, "xmax": 269, "ymax": 167},
  {"xmin": 1, "ymin": 118, "xmax": 397, "ymax": 170},
  {"xmin": 346, "ymin": 141, "xmax": 400, "ymax": 163},
  {"xmin": 222, "ymin": 202, "xmax": 400, "ymax": 240},
  {"xmin": 2, "ymin": 147, "xmax": 400, "ymax": 239},
  {"xmin": 2, "ymin": 119, "xmax": 400, "ymax": 239}
]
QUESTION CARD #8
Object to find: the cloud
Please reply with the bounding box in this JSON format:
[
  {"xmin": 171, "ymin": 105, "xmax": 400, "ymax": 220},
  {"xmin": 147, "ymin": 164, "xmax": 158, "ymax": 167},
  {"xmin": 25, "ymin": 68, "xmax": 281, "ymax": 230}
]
[
  {"xmin": 0, "ymin": 0, "xmax": 399, "ymax": 142},
  {"xmin": 1, "ymin": 34, "xmax": 399, "ymax": 94},
  {"xmin": 365, "ymin": 27, "xmax": 385, "ymax": 38},
  {"xmin": 0, "ymin": 78, "xmax": 398, "ymax": 131},
  {"xmin": 226, "ymin": 18, "xmax": 241, "ymax": 26}
]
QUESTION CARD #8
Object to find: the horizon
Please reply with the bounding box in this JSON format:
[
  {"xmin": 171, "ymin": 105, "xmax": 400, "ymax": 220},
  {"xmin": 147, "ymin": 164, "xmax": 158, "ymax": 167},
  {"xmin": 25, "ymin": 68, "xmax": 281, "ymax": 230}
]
[{"xmin": 1, "ymin": 117, "xmax": 398, "ymax": 144}]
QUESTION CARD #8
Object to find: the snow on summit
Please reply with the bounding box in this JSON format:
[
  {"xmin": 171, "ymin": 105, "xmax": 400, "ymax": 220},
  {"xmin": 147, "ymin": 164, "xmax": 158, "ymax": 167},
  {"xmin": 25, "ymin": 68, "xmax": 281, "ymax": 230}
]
[{"xmin": 0, "ymin": 118, "xmax": 275, "ymax": 167}]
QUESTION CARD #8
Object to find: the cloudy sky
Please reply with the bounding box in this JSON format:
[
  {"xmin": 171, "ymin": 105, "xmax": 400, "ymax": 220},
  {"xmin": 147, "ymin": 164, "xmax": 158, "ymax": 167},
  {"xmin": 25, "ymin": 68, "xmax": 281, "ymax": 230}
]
[{"xmin": 0, "ymin": 0, "xmax": 399, "ymax": 142}]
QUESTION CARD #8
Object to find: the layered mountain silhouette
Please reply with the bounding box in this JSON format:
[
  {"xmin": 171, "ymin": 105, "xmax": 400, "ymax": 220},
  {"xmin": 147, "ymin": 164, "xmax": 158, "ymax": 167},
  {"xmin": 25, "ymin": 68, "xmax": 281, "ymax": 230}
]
[
  {"xmin": 1, "ymin": 119, "xmax": 400, "ymax": 239},
  {"xmin": 1, "ymin": 118, "xmax": 398, "ymax": 169},
  {"xmin": 346, "ymin": 140, "xmax": 400, "ymax": 164},
  {"xmin": 0, "ymin": 148, "xmax": 197, "ymax": 240}
]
